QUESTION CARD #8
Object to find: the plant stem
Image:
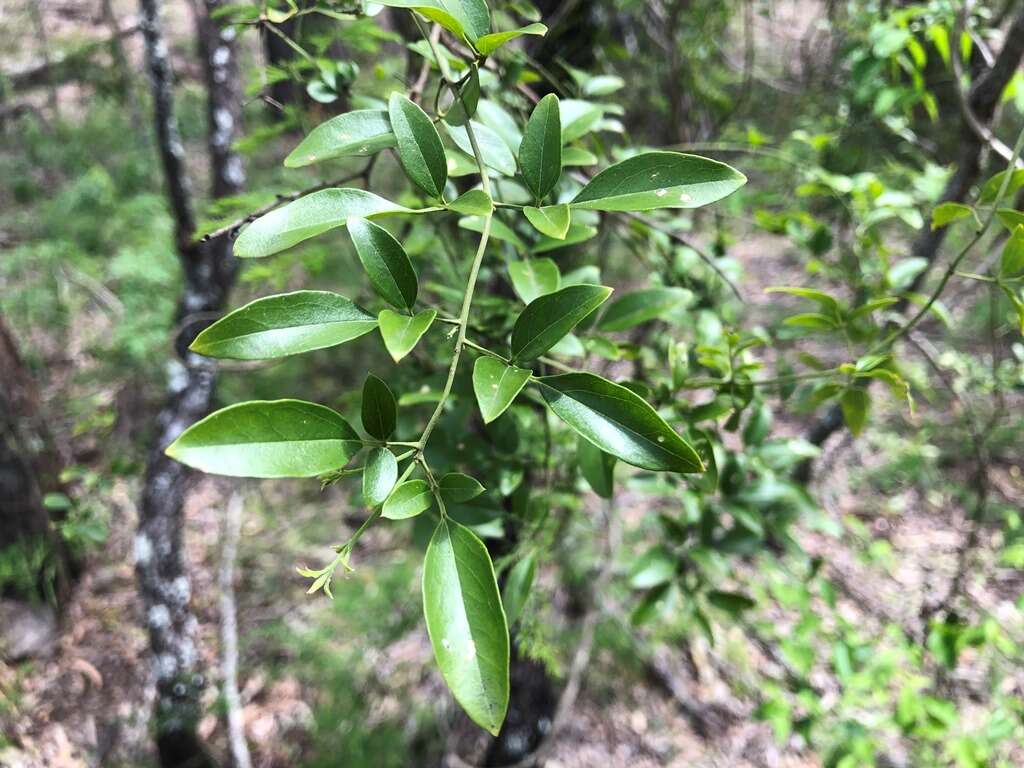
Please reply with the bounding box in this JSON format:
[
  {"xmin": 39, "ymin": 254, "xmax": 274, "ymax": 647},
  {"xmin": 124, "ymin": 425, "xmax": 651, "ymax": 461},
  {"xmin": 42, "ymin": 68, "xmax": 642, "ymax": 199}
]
[{"xmin": 873, "ymin": 125, "xmax": 1024, "ymax": 354}]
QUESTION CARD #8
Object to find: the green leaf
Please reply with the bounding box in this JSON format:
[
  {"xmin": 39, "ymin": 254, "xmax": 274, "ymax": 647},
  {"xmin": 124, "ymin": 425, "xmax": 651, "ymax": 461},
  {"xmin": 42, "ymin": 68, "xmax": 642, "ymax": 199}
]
[
  {"xmin": 508, "ymin": 258, "xmax": 560, "ymax": 304},
  {"xmin": 707, "ymin": 590, "xmax": 756, "ymax": 615},
  {"xmin": 423, "ymin": 519, "xmax": 509, "ymax": 735},
  {"xmin": 347, "ymin": 218, "xmax": 418, "ymax": 311},
  {"xmin": 523, "ymin": 204, "xmax": 570, "ymax": 240},
  {"xmin": 532, "ymin": 223, "xmax": 598, "ymax": 253},
  {"xmin": 979, "ymin": 169, "xmax": 1024, "ymax": 204},
  {"xmin": 361, "ymin": 373, "xmax": 397, "ymax": 440},
  {"xmin": 284, "ymin": 109, "xmax": 394, "ymax": 167},
  {"xmin": 475, "ymin": 22, "xmax": 546, "ymax": 55},
  {"xmin": 234, "ymin": 189, "xmax": 409, "ymax": 258},
  {"xmin": 1000, "ymin": 225, "xmax": 1024, "ymax": 278},
  {"xmin": 570, "ymin": 151, "xmax": 746, "ymax": 212},
  {"xmin": 559, "ymin": 100, "xmax": 603, "ymax": 143},
  {"xmin": 501, "ymin": 552, "xmax": 537, "ymax": 626},
  {"xmin": 930, "ymin": 201, "xmax": 974, "ymax": 229},
  {"xmin": 475, "ymin": 100, "xmax": 521, "ymax": 151},
  {"xmin": 783, "ymin": 313, "xmax": 839, "ymax": 330},
  {"xmin": 996, "ymin": 208, "xmax": 1024, "ymax": 232},
  {"xmin": 165, "ymin": 400, "xmax": 361, "ymax": 478},
  {"xmin": 439, "ymin": 472, "xmax": 486, "ymax": 503},
  {"xmin": 536, "ymin": 372, "xmax": 704, "ymax": 473},
  {"xmin": 382, "ymin": 479, "xmax": 433, "ymax": 519},
  {"xmin": 446, "ymin": 122, "xmax": 517, "ymax": 176},
  {"xmin": 518, "ymin": 94, "xmax": 562, "ymax": 200},
  {"xmin": 629, "ymin": 547, "xmax": 676, "ymax": 589},
  {"xmin": 444, "ymin": 68, "xmax": 480, "ymax": 126},
  {"xmin": 577, "ymin": 435, "xmax": 615, "ymax": 498},
  {"xmin": 363, "ymin": 447, "xmax": 398, "ymax": 507},
  {"xmin": 765, "ymin": 286, "xmax": 842, "ymax": 316},
  {"xmin": 561, "ymin": 146, "xmax": 598, "ymax": 166},
  {"xmin": 448, "ymin": 189, "xmax": 494, "ymax": 216},
  {"xmin": 510, "ymin": 284, "xmax": 612, "ymax": 362},
  {"xmin": 583, "ymin": 74, "xmax": 625, "ymax": 96},
  {"xmin": 597, "ymin": 287, "xmax": 692, "ymax": 332},
  {"xmin": 472, "ymin": 357, "xmax": 532, "ymax": 424},
  {"xmin": 190, "ymin": 290, "xmax": 377, "ymax": 360},
  {"xmin": 389, "ymin": 93, "xmax": 448, "ymax": 198},
  {"xmin": 458, "ymin": 215, "xmax": 525, "ymax": 249},
  {"xmin": 840, "ymin": 388, "xmax": 869, "ymax": 436},
  {"xmin": 378, "ymin": 309, "xmax": 437, "ymax": 362},
  {"xmin": 373, "ymin": 0, "xmax": 490, "ymax": 43}
]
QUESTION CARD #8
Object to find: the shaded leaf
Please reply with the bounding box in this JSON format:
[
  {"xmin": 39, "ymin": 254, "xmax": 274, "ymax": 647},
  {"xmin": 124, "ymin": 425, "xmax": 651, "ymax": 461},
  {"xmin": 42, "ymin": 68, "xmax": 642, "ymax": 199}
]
[
  {"xmin": 348, "ymin": 218, "xmax": 418, "ymax": 311},
  {"xmin": 577, "ymin": 436, "xmax": 615, "ymax": 498},
  {"xmin": 508, "ymin": 258, "xmax": 560, "ymax": 304},
  {"xmin": 518, "ymin": 94, "xmax": 562, "ymax": 200},
  {"xmin": 510, "ymin": 284, "xmax": 612, "ymax": 362},
  {"xmin": 439, "ymin": 472, "xmax": 486, "ymax": 503},
  {"xmin": 501, "ymin": 552, "xmax": 537, "ymax": 626},
  {"xmin": 446, "ymin": 121, "xmax": 517, "ymax": 176},
  {"xmin": 448, "ymin": 189, "xmax": 493, "ymax": 216},
  {"xmin": 536, "ymin": 372, "xmax": 704, "ymax": 472},
  {"xmin": 523, "ymin": 204, "xmax": 570, "ymax": 239},
  {"xmin": 389, "ymin": 93, "xmax": 448, "ymax": 198},
  {"xmin": 597, "ymin": 287, "xmax": 692, "ymax": 332},
  {"xmin": 361, "ymin": 373, "xmax": 397, "ymax": 440}
]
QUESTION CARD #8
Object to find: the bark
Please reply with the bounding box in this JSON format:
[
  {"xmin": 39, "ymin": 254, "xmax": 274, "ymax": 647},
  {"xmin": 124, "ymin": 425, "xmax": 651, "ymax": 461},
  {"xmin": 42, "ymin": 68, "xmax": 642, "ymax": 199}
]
[
  {"xmin": 795, "ymin": 11, "xmax": 1024, "ymax": 483},
  {"xmin": 136, "ymin": 1, "xmax": 244, "ymax": 765},
  {"xmin": 0, "ymin": 314, "xmax": 73, "ymax": 604}
]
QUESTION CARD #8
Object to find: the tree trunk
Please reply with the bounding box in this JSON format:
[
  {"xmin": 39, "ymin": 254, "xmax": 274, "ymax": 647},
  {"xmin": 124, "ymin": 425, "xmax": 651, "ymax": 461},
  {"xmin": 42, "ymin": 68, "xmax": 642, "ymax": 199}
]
[
  {"xmin": 136, "ymin": 1, "xmax": 244, "ymax": 765},
  {"xmin": 0, "ymin": 314, "xmax": 73, "ymax": 605}
]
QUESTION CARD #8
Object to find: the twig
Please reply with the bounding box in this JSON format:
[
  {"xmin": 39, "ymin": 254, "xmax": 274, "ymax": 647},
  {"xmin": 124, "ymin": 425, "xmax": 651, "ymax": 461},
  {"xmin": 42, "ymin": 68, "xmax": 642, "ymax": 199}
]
[
  {"xmin": 220, "ymin": 493, "xmax": 252, "ymax": 768},
  {"xmin": 197, "ymin": 164, "xmax": 372, "ymax": 244}
]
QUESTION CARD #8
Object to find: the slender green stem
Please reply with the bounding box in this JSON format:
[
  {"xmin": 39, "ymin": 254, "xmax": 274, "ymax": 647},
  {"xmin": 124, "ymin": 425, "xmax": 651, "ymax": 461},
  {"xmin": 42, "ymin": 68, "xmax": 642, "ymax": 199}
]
[{"xmin": 873, "ymin": 125, "xmax": 1024, "ymax": 354}]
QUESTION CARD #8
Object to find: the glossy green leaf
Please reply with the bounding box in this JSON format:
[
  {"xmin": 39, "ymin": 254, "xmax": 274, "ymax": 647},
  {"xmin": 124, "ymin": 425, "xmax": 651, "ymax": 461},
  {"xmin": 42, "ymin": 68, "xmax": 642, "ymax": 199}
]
[
  {"xmin": 475, "ymin": 100, "xmax": 521, "ymax": 151},
  {"xmin": 597, "ymin": 287, "xmax": 692, "ymax": 332},
  {"xmin": 439, "ymin": 472, "xmax": 486, "ymax": 503},
  {"xmin": 523, "ymin": 204, "xmax": 570, "ymax": 240},
  {"xmin": 447, "ymin": 189, "xmax": 493, "ymax": 215},
  {"xmin": 536, "ymin": 373, "xmax": 704, "ymax": 473},
  {"xmin": 378, "ymin": 309, "xmax": 436, "ymax": 362},
  {"xmin": 361, "ymin": 373, "xmax": 397, "ymax": 440},
  {"xmin": 519, "ymin": 94, "xmax": 562, "ymax": 200},
  {"xmin": 446, "ymin": 122, "xmax": 517, "ymax": 176},
  {"xmin": 570, "ymin": 151, "xmax": 746, "ymax": 212},
  {"xmin": 363, "ymin": 447, "xmax": 398, "ymax": 507},
  {"xmin": 382, "ymin": 479, "xmax": 433, "ymax": 519},
  {"xmin": 1000, "ymin": 225, "xmax": 1024, "ymax": 277},
  {"xmin": 284, "ymin": 109, "xmax": 394, "ymax": 167},
  {"xmin": 444, "ymin": 68, "xmax": 480, "ymax": 126},
  {"xmin": 510, "ymin": 284, "xmax": 612, "ymax": 362},
  {"xmin": 372, "ymin": 0, "xmax": 490, "ymax": 43},
  {"xmin": 347, "ymin": 218, "xmax": 418, "ymax": 311},
  {"xmin": 165, "ymin": 399, "xmax": 361, "ymax": 478},
  {"xmin": 190, "ymin": 290, "xmax": 377, "ymax": 360},
  {"xmin": 389, "ymin": 93, "xmax": 447, "ymax": 198},
  {"xmin": 501, "ymin": 552, "xmax": 536, "ymax": 626},
  {"xmin": 472, "ymin": 357, "xmax": 532, "ymax": 424},
  {"xmin": 577, "ymin": 435, "xmax": 615, "ymax": 498},
  {"xmin": 475, "ymin": 22, "xmax": 546, "ymax": 55},
  {"xmin": 508, "ymin": 258, "xmax": 560, "ymax": 304},
  {"xmin": 234, "ymin": 189, "xmax": 409, "ymax": 258},
  {"xmin": 423, "ymin": 519, "xmax": 509, "ymax": 735}
]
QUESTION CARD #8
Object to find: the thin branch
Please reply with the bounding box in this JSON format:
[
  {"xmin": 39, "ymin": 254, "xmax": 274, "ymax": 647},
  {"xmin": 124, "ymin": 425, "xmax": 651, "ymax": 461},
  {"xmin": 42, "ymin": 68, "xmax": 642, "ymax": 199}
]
[{"xmin": 197, "ymin": 164, "xmax": 372, "ymax": 244}]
